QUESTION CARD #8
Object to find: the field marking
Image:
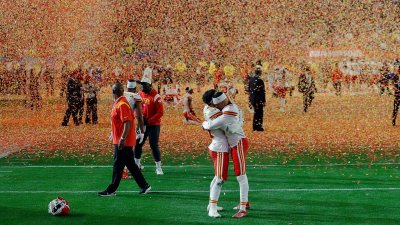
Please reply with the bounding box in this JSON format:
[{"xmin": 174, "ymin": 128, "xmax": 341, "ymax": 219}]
[
  {"xmin": 0, "ymin": 187, "xmax": 399, "ymax": 194},
  {"xmin": 0, "ymin": 171, "xmax": 12, "ymax": 172},
  {"xmin": 1, "ymin": 162, "xmax": 399, "ymax": 168}
]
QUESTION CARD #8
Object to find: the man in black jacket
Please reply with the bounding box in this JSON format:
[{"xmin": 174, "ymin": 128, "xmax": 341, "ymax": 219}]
[
  {"xmin": 249, "ymin": 66, "xmax": 266, "ymax": 131},
  {"xmin": 62, "ymin": 71, "xmax": 81, "ymax": 126},
  {"xmin": 392, "ymin": 71, "xmax": 400, "ymax": 126}
]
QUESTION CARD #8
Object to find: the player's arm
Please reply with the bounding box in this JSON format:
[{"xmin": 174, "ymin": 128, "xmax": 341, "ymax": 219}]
[
  {"xmin": 203, "ymin": 110, "xmax": 237, "ymax": 130},
  {"xmin": 119, "ymin": 104, "xmax": 133, "ymax": 150},
  {"xmin": 134, "ymin": 100, "xmax": 145, "ymax": 133},
  {"xmin": 147, "ymin": 95, "xmax": 164, "ymax": 124}
]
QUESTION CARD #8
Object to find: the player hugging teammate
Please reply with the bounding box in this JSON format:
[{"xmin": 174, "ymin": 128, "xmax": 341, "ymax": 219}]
[{"xmin": 202, "ymin": 89, "xmax": 250, "ymax": 218}]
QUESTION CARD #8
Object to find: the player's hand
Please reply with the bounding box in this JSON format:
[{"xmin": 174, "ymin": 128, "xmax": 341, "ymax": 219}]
[
  {"xmin": 136, "ymin": 133, "xmax": 144, "ymax": 144},
  {"xmin": 202, "ymin": 121, "xmax": 210, "ymax": 130},
  {"xmin": 108, "ymin": 132, "xmax": 113, "ymax": 141},
  {"xmin": 118, "ymin": 138, "xmax": 126, "ymax": 150}
]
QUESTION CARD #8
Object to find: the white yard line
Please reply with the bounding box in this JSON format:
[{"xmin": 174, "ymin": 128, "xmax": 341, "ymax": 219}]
[
  {"xmin": 0, "ymin": 187, "xmax": 399, "ymax": 194},
  {"xmin": 1, "ymin": 162, "xmax": 399, "ymax": 168}
]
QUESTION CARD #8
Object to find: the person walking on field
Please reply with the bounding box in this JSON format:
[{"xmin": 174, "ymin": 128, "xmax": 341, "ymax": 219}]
[
  {"xmin": 298, "ymin": 65, "xmax": 317, "ymax": 113},
  {"xmin": 98, "ymin": 82, "xmax": 151, "ymax": 196},
  {"xmin": 134, "ymin": 77, "xmax": 165, "ymax": 175}
]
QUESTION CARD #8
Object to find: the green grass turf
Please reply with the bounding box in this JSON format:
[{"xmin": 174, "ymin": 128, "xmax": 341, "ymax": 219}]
[{"xmin": 0, "ymin": 164, "xmax": 399, "ymax": 225}]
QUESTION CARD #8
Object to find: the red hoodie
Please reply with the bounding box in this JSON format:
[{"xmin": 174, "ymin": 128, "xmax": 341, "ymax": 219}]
[{"xmin": 139, "ymin": 89, "xmax": 164, "ymax": 125}]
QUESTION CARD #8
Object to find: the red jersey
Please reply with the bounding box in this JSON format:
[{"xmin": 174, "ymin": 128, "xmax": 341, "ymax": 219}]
[
  {"xmin": 139, "ymin": 89, "xmax": 164, "ymax": 125},
  {"xmin": 332, "ymin": 67, "xmax": 343, "ymax": 83},
  {"xmin": 111, "ymin": 96, "xmax": 136, "ymax": 147}
]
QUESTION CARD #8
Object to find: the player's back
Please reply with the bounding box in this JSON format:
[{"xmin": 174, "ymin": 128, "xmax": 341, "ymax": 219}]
[
  {"xmin": 221, "ymin": 103, "xmax": 246, "ymax": 147},
  {"xmin": 203, "ymin": 105, "xmax": 229, "ymax": 152}
]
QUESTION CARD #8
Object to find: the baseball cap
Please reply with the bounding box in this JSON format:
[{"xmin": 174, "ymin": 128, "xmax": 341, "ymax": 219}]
[{"xmin": 127, "ymin": 80, "xmax": 137, "ymax": 89}]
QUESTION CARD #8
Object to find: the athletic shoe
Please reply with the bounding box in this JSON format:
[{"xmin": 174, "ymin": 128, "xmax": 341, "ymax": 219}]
[
  {"xmin": 155, "ymin": 167, "xmax": 164, "ymax": 175},
  {"xmin": 97, "ymin": 190, "xmax": 116, "ymax": 197},
  {"xmin": 139, "ymin": 184, "xmax": 151, "ymax": 194},
  {"xmin": 208, "ymin": 209, "xmax": 221, "ymax": 218},
  {"xmin": 137, "ymin": 163, "xmax": 144, "ymax": 170},
  {"xmin": 207, "ymin": 204, "xmax": 223, "ymax": 211},
  {"xmin": 232, "ymin": 210, "xmax": 247, "ymax": 218},
  {"xmin": 233, "ymin": 202, "xmax": 251, "ymax": 210}
]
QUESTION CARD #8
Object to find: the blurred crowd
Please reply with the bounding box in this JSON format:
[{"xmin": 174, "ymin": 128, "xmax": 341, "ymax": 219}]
[{"xmin": 2, "ymin": 0, "xmax": 400, "ymax": 126}]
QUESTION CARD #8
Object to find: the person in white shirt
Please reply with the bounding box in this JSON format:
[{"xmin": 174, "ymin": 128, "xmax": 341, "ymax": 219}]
[
  {"xmin": 202, "ymin": 89, "xmax": 228, "ymax": 218},
  {"xmin": 202, "ymin": 91, "xmax": 250, "ymax": 218},
  {"xmin": 124, "ymin": 80, "xmax": 145, "ymax": 170}
]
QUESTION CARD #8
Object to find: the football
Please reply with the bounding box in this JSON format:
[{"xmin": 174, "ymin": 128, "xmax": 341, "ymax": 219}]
[{"xmin": 48, "ymin": 197, "xmax": 70, "ymax": 216}]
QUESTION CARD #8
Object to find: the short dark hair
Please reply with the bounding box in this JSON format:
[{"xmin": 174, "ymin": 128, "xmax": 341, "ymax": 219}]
[
  {"xmin": 202, "ymin": 89, "xmax": 216, "ymax": 105},
  {"xmin": 112, "ymin": 82, "xmax": 124, "ymax": 96}
]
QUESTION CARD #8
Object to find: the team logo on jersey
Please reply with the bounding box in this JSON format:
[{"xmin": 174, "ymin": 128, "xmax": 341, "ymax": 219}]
[{"xmin": 142, "ymin": 98, "xmax": 150, "ymax": 105}]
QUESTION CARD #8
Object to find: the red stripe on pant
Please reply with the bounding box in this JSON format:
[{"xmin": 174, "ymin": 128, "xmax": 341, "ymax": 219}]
[
  {"xmin": 209, "ymin": 150, "xmax": 229, "ymax": 181},
  {"xmin": 231, "ymin": 138, "xmax": 249, "ymax": 176}
]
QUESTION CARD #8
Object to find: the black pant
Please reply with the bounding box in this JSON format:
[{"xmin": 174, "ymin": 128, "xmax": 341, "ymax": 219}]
[
  {"xmin": 252, "ymin": 103, "xmax": 264, "ymax": 131},
  {"xmin": 303, "ymin": 92, "xmax": 314, "ymax": 112},
  {"xmin": 333, "ymin": 82, "xmax": 341, "ymax": 96},
  {"xmin": 392, "ymin": 96, "xmax": 400, "ymax": 125},
  {"xmin": 134, "ymin": 125, "xmax": 161, "ymax": 162},
  {"xmin": 85, "ymin": 97, "xmax": 98, "ymax": 124},
  {"xmin": 106, "ymin": 145, "xmax": 148, "ymax": 193},
  {"xmin": 63, "ymin": 99, "xmax": 79, "ymax": 125},
  {"xmin": 77, "ymin": 98, "xmax": 84, "ymax": 123}
]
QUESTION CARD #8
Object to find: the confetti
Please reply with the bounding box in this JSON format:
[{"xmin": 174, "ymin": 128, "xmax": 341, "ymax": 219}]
[{"xmin": 0, "ymin": 1, "xmax": 400, "ymax": 165}]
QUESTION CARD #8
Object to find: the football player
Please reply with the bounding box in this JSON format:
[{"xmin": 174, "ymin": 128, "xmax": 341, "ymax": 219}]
[
  {"xmin": 203, "ymin": 92, "xmax": 250, "ymax": 218},
  {"xmin": 202, "ymin": 89, "xmax": 228, "ymax": 218}
]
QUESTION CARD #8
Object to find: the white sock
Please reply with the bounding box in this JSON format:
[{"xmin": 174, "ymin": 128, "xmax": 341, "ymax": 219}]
[
  {"xmin": 209, "ymin": 177, "xmax": 216, "ymax": 193},
  {"xmin": 155, "ymin": 161, "xmax": 162, "ymax": 169},
  {"xmin": 236, "ymin": 174, "xmax": 249, "ymax": 211},
  {"xmin": 279, "ymin": 98, "xmax": 286, "ymax": 111},
  {"xmin": 210, "ymin": 176, "xmax": 223, "ymax": 209},
  {"xmin": 135, "ymin": 158, "xmax": 141, "ymax": 165}
]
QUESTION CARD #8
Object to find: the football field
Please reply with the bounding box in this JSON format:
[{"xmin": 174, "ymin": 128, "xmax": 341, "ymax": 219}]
[{"xmin": 1, "ymin": 162, "xmax": 399, "ymax": 225}]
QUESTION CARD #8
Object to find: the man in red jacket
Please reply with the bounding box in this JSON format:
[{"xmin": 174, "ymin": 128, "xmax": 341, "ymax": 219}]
[
  {"xmin": 98, "ymin": 82, "xmax": 150, "ymax": 196},
  {"xmin": 135, "ymin": 77, "xmax": 165, "ymax": 175}
]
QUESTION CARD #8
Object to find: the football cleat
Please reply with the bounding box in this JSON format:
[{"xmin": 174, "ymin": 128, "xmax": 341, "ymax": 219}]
[
  {"xmin": 97, "ymin": 190, "xmax": 116, "ymax": 197},
  {"xmin": 137, "ymin": 163, "xmax": 144, "ymax": 170},
  {"xmin": 233, "ymin": 202, "xmax": 251, "ymax": 210},
  {"xmin": 232, "ymin": 210, "xmax": 247, "ymax": 218},
  {"xmin": 207, "ymin": 204, "xmax": 223, "ymax": 211},
  {"xmin": 139, "ymin": 184, "xmax": 151, "ymax": 194},
  {"xmin": 155, "ymin": 167, "xmax": 164, "ymax": 175},
  {"xmin": 208, "ymin": 210, "xmax": 222, "ymax": 218}
]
